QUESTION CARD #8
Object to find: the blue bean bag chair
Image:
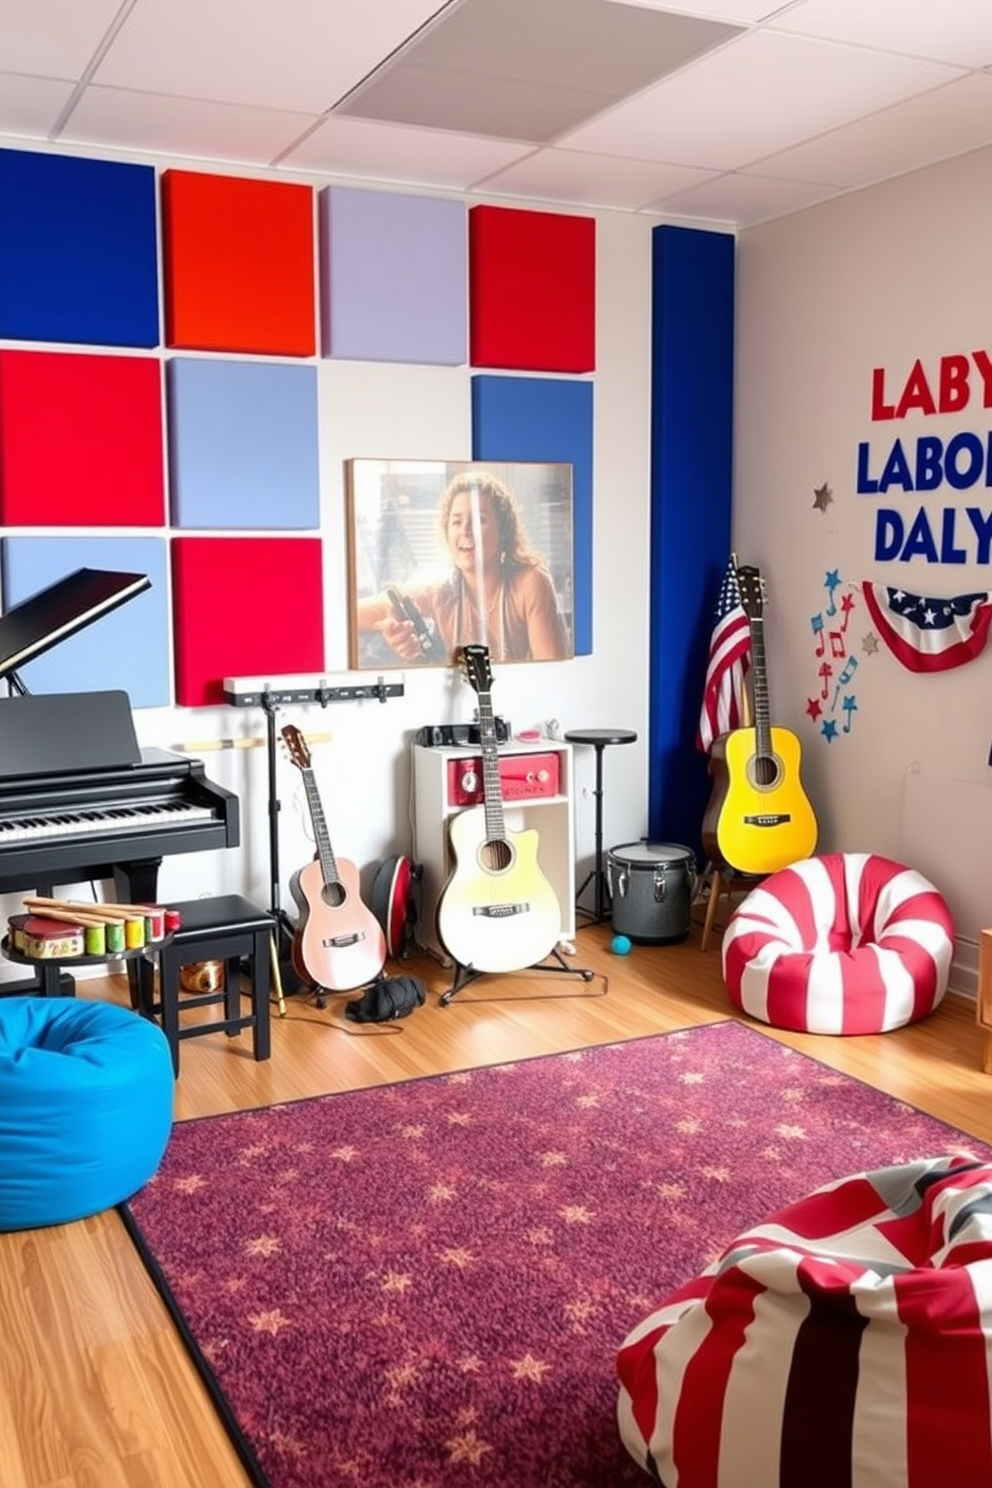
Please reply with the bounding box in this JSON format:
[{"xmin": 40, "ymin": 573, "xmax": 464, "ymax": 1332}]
[{"xmin": 0, "ymin": 996, "xmax": 174, "ymax": 1230}]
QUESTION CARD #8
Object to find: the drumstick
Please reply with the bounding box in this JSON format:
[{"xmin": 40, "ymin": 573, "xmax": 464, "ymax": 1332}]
[
  {"xmin": 20, "ymin": 898, "xmax": 115, "ymax": 922},
  {"xmin": 24, "ymin": 897, "xmax": 162, "ymax": 920}
]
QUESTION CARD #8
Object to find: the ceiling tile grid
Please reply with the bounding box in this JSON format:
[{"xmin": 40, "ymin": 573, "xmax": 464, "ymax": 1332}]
[{"xmin": 1, "ymin": 0, "xmax": 992, "ymax": 228}]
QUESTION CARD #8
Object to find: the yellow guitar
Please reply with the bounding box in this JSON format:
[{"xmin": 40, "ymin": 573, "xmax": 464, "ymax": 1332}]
[
  {"xmin": 436, "ymin": 645, "xmax": 561, "ymax": 973},
  {"xmin": 701, "ymin": 564, "xmax": 818, "ymax": 875}
]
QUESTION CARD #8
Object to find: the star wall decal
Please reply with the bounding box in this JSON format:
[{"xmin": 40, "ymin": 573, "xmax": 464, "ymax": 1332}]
[
  {"xmin": 813, "ymin": 482, "xmax": 833, "ymax": 512},
  {"xmin": 862, "ymin": 632, "xmax": 880, "ymax": 655}
]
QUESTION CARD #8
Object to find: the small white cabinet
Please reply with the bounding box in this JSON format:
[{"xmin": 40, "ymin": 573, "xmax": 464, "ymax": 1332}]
[{"xmin": 411, "ymin": 739, "xmax": 575, "ymax": 960}]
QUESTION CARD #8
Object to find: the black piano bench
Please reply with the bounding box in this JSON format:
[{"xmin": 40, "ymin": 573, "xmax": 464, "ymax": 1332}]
[{"xmin": 138, "ymin": 894, "xmax": 273, "ymax": 1077}]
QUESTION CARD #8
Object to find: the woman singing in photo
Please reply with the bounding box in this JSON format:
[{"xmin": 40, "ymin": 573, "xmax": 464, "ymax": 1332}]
[{"xmin": 356, "ymin": 470, "xmax": 570, "ymax": 665}]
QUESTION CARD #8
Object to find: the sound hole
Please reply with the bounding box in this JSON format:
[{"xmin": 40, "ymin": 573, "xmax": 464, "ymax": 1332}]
[
  {"xmin": 752, "ymin": 754, "xmax": 780, "ymax": 789},
  {"xmin": 322, "ymin": 882, "xmax": 346, "ymax": 909},
  {"xmin": 480, "ymin": 840, "xmax": 512, "ymax": 872}
]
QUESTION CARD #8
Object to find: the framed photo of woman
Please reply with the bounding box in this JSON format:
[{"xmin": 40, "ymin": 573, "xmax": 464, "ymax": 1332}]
[{"xmin": 346, "ymin": 459, "xmax": 574, "ymax": 669}]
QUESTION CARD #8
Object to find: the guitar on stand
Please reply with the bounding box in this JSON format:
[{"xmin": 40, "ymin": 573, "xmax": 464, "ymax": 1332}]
[
  {"xmin": 702, "ymin": 563, "xmax": 818, "ymax": 877},
  {"xmin": 281, "ymin": 725, "xmax": 386, "ymax": 1004},
  {"xmin": 435, "ymin": 645, "xmax": 599, "ymax": 1006}
]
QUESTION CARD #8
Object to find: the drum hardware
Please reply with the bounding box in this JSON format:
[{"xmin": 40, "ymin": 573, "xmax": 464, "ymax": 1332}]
[{"xmin": 607, "ymin": 841, "xmax": 697, "ymax": 944}]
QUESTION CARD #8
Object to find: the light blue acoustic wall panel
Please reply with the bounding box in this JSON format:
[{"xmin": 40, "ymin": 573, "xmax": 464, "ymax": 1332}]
[
  {"xmin": 0, "ymin": 149, "xmax": 160, "ymax": 348},
  {"xmin": 648, "ymin": 225, "xmax": 735, "ymax": 854},
  {"xmin": 319, "ymin": 186, "xmax": 467, "ymax": 364},
  {"xmin": 471, "ymin": 375, "xmax": 594, "ymax": 655},
  {"xmin": 2, "ymin": 537, "xmax": 171, "ymax": 708},
  {"xmin": 167, "ymin": 358, "xmax": 320, "ymax": 529}
]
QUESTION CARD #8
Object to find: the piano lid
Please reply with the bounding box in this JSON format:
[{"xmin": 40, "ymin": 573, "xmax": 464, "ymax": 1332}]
[{"xmin": 0, "ymin": 567, "xmax": 150, "ymax": 681}]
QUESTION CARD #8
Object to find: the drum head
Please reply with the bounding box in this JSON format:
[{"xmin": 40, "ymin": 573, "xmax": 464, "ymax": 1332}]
[{"xmin": 609, "ymin": 840, "xmax": 693, "ymax": 868}]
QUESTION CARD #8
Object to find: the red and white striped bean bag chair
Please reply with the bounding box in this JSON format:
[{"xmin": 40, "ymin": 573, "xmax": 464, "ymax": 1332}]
[
  {"xmin": 618, "ymin": 1154, "xmax": 992, "ymax": 1488},
  {"xmin": 722, "ymin": 852, "xmax": 953, "ymax": 1034}
]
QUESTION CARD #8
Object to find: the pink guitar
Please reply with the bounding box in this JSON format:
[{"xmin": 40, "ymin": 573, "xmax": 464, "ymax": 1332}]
[{"xmin": 281, "ymin": 725, "xmax": 386, "ymax": 992}]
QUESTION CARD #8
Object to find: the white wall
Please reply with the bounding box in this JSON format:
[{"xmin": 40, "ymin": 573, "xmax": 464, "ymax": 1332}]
[
  {"xmin": 735, "ymin": 143, "xmax": 992, "ymax": 986},
  {"xmin": 0, "ymin": 154, "xmax": 657, "ymax": 979}
]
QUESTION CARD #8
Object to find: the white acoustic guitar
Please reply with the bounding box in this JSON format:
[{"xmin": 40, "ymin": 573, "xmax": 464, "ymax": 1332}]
[{"xmin": 436, "ymin": 645, "xmax": 561, "ymax": 973}]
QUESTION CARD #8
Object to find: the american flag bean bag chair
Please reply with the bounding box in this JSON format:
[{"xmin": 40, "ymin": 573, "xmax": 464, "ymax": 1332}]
[
  {"xmin": 721, "ymin": 853, "xmax": 954, "ymax": 1035},
  {"xmin": 617, "ymin": 1154, "xmax": 992, "ymax": 1488}
]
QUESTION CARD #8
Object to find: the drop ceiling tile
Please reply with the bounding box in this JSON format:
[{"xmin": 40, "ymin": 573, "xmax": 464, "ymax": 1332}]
[
  {"xmin": 560, "ymin": 29, "xmax": 965, "ymax": 170},
  {"xmin": 652, "ymin": 169, "xmax": 842, "ymax": 227},
  {"xmin": 601, "ymin": 0, "xmax": 782, "ymax": 19},
  {"xmin": 2, "ymin": 0, "xmax": 124, "ymax": 77},
  {"xmin": 93, "ymin": 0, "xmax": 445, "ymax": 114},
  {"xmin": 749, "ymin": 73, "xmax": 992, "ymax": 188},
  {"xmin": 335, "ymin": 0, "xmax": 740, "ymax": 141},
  {"xmin": 61, "ymin": 86, "xmax": 319, "ymax": 164},
  {"xmin": 476, "ymin": 146, "xmax": 718, "ymax": 211},
  {"xmin": 0, "ymin": 73, "xmax": 76, "ymax": 137},
  {"xmin": 281, "ymin": 116, "xmax": 530, "ymax": 190},
  {"xmin": 773, "ymin": 0, "xmax": 992, "ymax": 68}
]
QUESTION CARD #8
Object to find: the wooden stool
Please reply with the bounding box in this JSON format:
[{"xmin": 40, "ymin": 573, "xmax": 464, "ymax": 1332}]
[{"xmin": 138, "ymin": 894, "xmax": 273, "ymax": 1076}]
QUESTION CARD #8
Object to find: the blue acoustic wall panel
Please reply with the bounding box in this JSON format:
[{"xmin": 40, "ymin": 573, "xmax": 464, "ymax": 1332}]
[
  {"xmin": 0, "ymin": 149, "xmax": 159, "ymax": 348},
  {"xmin": 2, "ymin": 537, "xmax": 171, "ymax": 708},
  {"xmin": 648, "ymin": 225, "xmax": 735, "ymax": 855},
  {"xmin": 167, "ymin": 358, "xmax": 320, "ymax": 529},
  {"xmin": 471, "ymin": 375, "xmax": 593, "ymax": 655},
  {"xmin": 319, "ymin": 186, "xmax": 467, "ymax": 365}
]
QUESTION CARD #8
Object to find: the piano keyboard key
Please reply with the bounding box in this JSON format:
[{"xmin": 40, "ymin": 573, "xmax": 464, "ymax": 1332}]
[{"xmin": 0, "ymin": 800, "xmax": 216, "ymax": 843}]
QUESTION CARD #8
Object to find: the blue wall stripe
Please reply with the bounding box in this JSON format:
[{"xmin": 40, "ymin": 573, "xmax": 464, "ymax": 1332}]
[{"xmin": 648, "ymin": 225, "xmax": 735, "ymax": 854}]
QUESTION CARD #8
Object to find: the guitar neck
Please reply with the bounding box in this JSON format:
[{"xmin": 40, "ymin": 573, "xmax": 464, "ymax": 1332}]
[
  {"xmin": 749, "ymin": 615, "xmax": 773, "ymax": 757},
  {"xmin": 476, "ymin": 690, "xmax": 507, "ymax": 841},
  {"xmin": 301, "ymin": 768, "xmax": 340, "ymax": 887}
]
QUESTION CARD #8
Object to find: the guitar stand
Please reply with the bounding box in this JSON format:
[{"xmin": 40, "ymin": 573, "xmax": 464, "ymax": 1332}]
[{"xmin": 439, "ymin": 944, "xmax": 598, "ymax": 1007}]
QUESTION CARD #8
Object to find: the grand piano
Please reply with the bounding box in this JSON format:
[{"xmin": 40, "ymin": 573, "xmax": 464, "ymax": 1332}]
[{"xmin": 0, "ymin": 568, "xmax": 239, "ymax": 995}]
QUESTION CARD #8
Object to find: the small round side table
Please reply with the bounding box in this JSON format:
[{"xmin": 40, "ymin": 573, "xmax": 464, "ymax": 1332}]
[{"xmin": 565, "ymin": 728, "xmax": 637, "ymax": 923}]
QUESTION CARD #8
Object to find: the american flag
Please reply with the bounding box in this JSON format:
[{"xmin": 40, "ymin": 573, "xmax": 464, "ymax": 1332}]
[
  {"xmin": 861, "ymin": 582, "xmax": 992, "ymax": 673},
  {"xmin": 697, "ymin": 557, "xmax": 752, "ymax": 753}
]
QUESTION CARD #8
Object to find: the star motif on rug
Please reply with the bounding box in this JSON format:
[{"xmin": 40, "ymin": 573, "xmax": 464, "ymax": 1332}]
[
  {"xmin": 813, "ymin": 482, "xmax": 833, "ymax": 511},
  {"xmin": 243, "ymin": 1235, "xmax": 281, "ymax": 1257},
  {"xmin": 774, "ymin": 1123, "xmax": 808, "ymax": 1140},
  {"xmin": 526, "ymin": 1225, "xmax": 554, "ymax": 1245},
  {"xmin": 701, "ymin": 1165, "xmax": 731, "ymax": 1182},
  {"xmin": 539, "ymin": 1151, "xmax": 567, "ymax": 1167},
  {"xmin": 385, "ymin": 1362, "xmax": 422, "ymax": 1389},
  {"xmin": 676, "ymin": 1117, "xmax": 702, "ymax": 1134},
  {"xmin": 428, "ymin": 1181, "xmax": 457, "ymax": 1202},
  {"xmin": 439, "ymin": 1246, "xmax": 476, "ymax": 1268},
  {"xmin": 680, "ymin": 1071, "xmax": 704, "ymax": 1084},
  {"xmin": 576, "ymin": 1093, "xmax": 600, "ymax": 1108},
  {"xmin": 248, "ymin": 1308, "xmax": 292, "ymax": 1335},
  {"xmin": 565, "ymin": 1298, "xmax": 597, "ymax": 1327},
  {"xmin": 330, "ymin": 1145, "xmax": 358, "ymax": 1162},
  {"xmin": 558, "ymin": 1204, "xmax": 595, "ymax": 1225},
  {"xmin": 510, "ymin": 1352, "xmax": 552, "ymax": 1382},
  {"xmin": 380, "ymin": 1270, "xmax": 414, "ymax": 1294},
  {"xmin": 863, "ymin": 630, "xmax": 880, "ymax": 654},
  {"xmin": 655, "ymin": 1181, "xmax": 686, "ymax": 1200},
  {"xmin": 174, "ymin": 1174, "xmax": 207, "ymax": 1194},
  {"xmin": 399, "ymin": 1123, "xmax": 425, "ymax": 1138},
  {"xmin": 446, "ymin": 1111, "xmax": 472, "ymax": 1125},
  {"xmin": 446, "ymin": 1429, "xmax": 493, "ymax": 1465}
]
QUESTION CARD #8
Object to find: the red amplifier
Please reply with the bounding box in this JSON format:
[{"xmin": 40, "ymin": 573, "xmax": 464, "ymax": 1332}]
[{"xmin": 447, "ymin": 751, "xmax": 560, "ymax": 806}]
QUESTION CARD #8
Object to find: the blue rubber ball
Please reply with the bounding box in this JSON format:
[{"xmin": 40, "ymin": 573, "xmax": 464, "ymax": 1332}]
[{"xmin": 611, "ymin": 934, "xmax": 632, "ymax": 956}]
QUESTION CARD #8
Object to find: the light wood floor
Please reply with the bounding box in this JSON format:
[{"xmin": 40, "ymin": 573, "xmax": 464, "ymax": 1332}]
[{"xmin": 2, "ymin": 917, "xmax": 991, "ymax": 1488}]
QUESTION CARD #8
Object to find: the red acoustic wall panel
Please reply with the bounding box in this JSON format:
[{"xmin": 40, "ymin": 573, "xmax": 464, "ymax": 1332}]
[
  {"xmin": 171, "ymin": 537, "xmax": 325, "ymax": 707},
  {"xmin": 469, "ymin": 205, "xmax": 595, "ymax": 373},
  {"xmin": 0, "ymin": 349, "xmax": 165, "ymax": 525},
  {"xmin": 162, "ymin": 171, "xmax": 316, "ymax": 356}
]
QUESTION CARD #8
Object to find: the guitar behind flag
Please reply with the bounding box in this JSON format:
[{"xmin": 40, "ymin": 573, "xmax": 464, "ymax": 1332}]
[{"xmin": 697, "ymin": 554, "xmax": 752, "ymax": 754}]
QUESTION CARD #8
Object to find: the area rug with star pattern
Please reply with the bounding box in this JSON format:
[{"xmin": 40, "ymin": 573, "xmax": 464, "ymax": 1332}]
[{"xmin": 121, "ymin": 1019, "xmax": 992, "ymax": 1488}]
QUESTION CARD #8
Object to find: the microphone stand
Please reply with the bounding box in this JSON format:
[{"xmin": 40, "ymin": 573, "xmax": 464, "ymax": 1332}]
[{"xmin": 261, "ymin": 693, "xmax": 304, "ymax": 996}]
